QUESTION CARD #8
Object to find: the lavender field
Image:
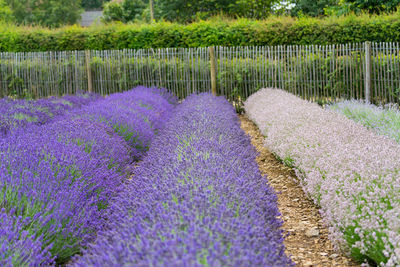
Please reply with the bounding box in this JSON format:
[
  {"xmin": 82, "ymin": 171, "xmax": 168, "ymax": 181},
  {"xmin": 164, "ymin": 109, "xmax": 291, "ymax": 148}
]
[
  {"xmin": 0, "ymin": 87, "xmax": 293, "ymax": 266},
  {"xmin": 245, "ymin": 88, "xmax": 400, "ymax": 266},
  {"xmin": 4, "ymin": 84, "xmax": 399, "ymax": 266},
  {"xmin": 71, "ymin": 93, "xmax": 292, "ymax": 266},
  {"xmin": 0, "ymin": 87, "xmax": 176, "ymax": 265}
]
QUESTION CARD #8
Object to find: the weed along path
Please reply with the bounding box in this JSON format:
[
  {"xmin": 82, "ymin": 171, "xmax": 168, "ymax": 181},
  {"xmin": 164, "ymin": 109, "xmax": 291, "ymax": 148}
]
[{"xmin": 239, "ymin": 115, "xmax": 358, "ymax": 267}]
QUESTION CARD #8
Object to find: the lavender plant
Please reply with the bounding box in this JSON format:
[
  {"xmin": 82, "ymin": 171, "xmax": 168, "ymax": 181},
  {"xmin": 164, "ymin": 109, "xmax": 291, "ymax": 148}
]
[
  {"xmin": 44, "ymin": 116, "xmax": 131, "ymax": 172},
  {"xmin": 245, "ymin": 88, "xmax": 400, "ymax": 266},
  {"xmin": 0, "ymin": 86, "xmax": 176, "ymax": 265},
  {"xmin": 0, "ymin": 92, "xmax": 101, "ymax": 138},
  {"xmin": 72, "ymin": 93, "xmax": 292, "ymax": 266},
  {"xmin": 0, "ymin": 209, "xmax": 54, "ymax": 266},
  {"xmin": 80, "ymin": 86, "xmax": 176, "ymax": 160},
  {"xmin": 0, "ymin": 126, "xmax": 122, "ymax": 265},
  {"xmin": 328, "ymin": 100, "xmax": 400, "ymax": 143}
]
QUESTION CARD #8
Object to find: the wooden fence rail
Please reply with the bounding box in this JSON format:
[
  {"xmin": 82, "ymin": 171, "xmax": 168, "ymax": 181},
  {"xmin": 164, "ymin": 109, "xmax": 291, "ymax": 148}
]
[{"xmin": 0, "ymin": 42, "xmax": 399, "ymax": 105}]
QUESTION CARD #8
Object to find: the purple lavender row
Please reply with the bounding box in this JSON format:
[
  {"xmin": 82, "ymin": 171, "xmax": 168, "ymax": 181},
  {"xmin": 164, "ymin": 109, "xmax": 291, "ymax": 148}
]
[
  {"xmin": 72, "ymin": 93, "xmax": 293, "ymax": 266},
  {"xmin": 0, "ymin": 92, "xmax": 102, "ymax": 138},
  {"xmin": 78, "ymin": 86, "xmax": 177, "ymax": 160},
  {"xmin": 0, "ymin": 87, "xmax": 176, "ymax": 265},
  {"xmin": 245, "ymin": 88, "xmax": 400, "ymax": 266}
]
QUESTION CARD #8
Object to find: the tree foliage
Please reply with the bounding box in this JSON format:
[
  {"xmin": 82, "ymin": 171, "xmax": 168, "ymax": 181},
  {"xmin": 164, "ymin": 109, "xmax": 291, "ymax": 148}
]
[
  {"xmin": 291, "ymin": 0, "xmax": 400, "ymax": 16},
  {"xmin": 343, "ymin": 0, "xmax": 400, "ymax": 14},
  {"xmin": 102, "ymin": 0, "xmax": 279, "ymax": 23},
  {"xmin": 0, "ymin": 0, "xmax": 13, "ymax": 22},
  {"xmin": 229, "ymin": 0, "xmax": 278, "ymax": 19},
  {"xmin": 81, "ymin": 0, "xmax": 110, "ymax": 10},
  {"xmin": 5, "ymin": 0, "xmax": 83, "ymax": 27},
  {"xmin": 290, "ymin": 0, "xmax": 338, "ymax": 17},
  {"xmin": 158, "ymin": 0, "xmax": 280, "ymax": 22},
  {"xmin": 102, "ymin": 0, "xmax": 146, "ymax": 23}
]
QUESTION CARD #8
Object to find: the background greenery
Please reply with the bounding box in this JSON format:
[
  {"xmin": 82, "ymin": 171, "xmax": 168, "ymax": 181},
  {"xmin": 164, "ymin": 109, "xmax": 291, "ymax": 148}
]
[
  {"xmin": 0, "ymin": 0, "xmax": 400, "ymax": 27},
  {"xmin": 0, "ymin": 13, "xmax": 400, "ymax": 52}
]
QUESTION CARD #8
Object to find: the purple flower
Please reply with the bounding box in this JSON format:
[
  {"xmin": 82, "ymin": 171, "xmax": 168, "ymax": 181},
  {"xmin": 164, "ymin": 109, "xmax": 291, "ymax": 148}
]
[
  {"xmin": 0, "ymin": 86, "xmax": 175, "ymax": 265},
  {"xmin": 72, "ymin": 93, "xmax": 292, "ymax": 266}
]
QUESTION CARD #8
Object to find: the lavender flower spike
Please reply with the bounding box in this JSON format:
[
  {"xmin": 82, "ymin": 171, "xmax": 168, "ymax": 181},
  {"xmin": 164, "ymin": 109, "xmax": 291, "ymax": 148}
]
[{"xmin": 245, "ymin": 88, "xmax": 400, "ymax": 266}]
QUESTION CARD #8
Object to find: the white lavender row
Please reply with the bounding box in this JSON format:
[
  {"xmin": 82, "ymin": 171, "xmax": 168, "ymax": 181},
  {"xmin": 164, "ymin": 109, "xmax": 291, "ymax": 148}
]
[
  {"xmin": 72, "ymin": 93, "xmax": 293, "ymax": 266},
  {"xmin": 245, "ymin": 88, "xmax": 400, "ymax": 266},
  {"xmin": 328, "ymin": 100, "xmax": 400, "ymax": 143}
]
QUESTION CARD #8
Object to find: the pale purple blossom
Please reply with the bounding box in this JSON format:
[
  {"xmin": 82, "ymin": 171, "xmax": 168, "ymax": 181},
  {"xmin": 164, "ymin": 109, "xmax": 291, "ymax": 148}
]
[
  {"xmin": 245, "ymin": 88, "xmax": 400, "ymax": 266},
  {"xmin": 328, "ymin": 100, "xmax": 400, "ymax": 143}
]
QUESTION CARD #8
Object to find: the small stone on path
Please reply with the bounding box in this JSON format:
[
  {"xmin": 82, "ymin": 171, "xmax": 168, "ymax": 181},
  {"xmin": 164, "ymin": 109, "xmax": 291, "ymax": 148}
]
[{"xmin": 306, "ymin": 228, "xmax": 320, "ymax": 237}]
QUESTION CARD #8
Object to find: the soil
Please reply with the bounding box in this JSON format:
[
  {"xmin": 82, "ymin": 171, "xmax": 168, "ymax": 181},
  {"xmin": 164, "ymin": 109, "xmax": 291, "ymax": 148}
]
[{"xmin": 239, "ymin": 114, "xmax": 360, "ymax": 267}]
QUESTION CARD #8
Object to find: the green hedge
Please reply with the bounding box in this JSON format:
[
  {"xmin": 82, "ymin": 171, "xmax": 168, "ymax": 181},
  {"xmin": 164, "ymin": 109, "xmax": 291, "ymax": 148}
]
[{"xmin": 0, "ymin": 14, "xmax": 400, "ymax": 52}]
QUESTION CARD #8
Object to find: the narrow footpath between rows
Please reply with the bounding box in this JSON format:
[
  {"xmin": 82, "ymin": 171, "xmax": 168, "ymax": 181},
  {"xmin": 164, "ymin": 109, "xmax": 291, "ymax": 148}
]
[{"xmin": 239, "ymin": 114, "xmax": 359, "ymax": 267}]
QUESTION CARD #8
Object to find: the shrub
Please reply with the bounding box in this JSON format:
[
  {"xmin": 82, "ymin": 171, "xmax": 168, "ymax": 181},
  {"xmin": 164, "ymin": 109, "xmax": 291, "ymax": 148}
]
[
  {"xmin": 0, "ymin": 124, "xmax": 122, "ymax": 264},
  {"xmin": 0, "ymin": 92, "xmax": 101, "ymax": 137},
  {"xmin": 79, "ymin": 86, "xmax": 177, "ymax": 159},
  {"xmin": 328, "ymin": 100, "xmax": 400, "ymax": 143},
  {"xmin": 245, "ymin": 88, "xmax": 400, "ymax": 266},
  {"xmin": 0, "ymin": 86, "xmax": 176, "ymax": 264},
  {"xmin": 1, "ymin": 14, "xmax": 400, "ymax": 51},
  {"xmin": 0, "ymin": 210, "xmax": 53, "ymax": 266},
  {"xmin": 72, "ymin": 93, "xmax": 292, "ymax": 266}
]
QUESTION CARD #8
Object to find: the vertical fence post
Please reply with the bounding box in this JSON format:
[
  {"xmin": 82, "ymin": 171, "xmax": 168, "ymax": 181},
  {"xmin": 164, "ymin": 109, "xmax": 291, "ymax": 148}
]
[
  {"xmin": 364, "ymin": 41, "xmax": 371, "ymax": 103},
  {"xmin": 149, "ymin": 0, "xmax": 154, "ymax": 23},
  {"xmin": 85, "ymin": 50, "xmax": 93, "ymax": 93},
  {"xmin": 209, "ymin": 46, "xmax": 217, "ymax": 96}
]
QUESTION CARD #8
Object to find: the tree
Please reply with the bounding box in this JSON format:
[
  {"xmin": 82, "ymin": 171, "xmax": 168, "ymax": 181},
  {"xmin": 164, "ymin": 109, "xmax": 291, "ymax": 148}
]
[
  {"xmin": 324, "ymin": 0, "xmax": 400, "ymax": 15},
  {"xmin": 345, "ymin": 0, "xmax": 400, "ymax": 14},
  {"xmin": 0, "ymin": 0, "xmax": 13, "ymax": 22},
  {"xmin": 229, "ymin": 0, "xmax": 278, "ymax": 19},
  {"xmin": 290, "ymin": 0, "xmax": 339, "ymax": 17},
  {"xmin": 6, "ymin": 0, "xmax": 83, "ymax": 27},
  {"xmin": 103, "ymin": 0, "xmax": 280, "ymax": 24},
  {"xmin": 102, "ymin": 0, "xmax": 146, "ymax": 23},
  {"xmin": 158, "ymin": 0, "xmax": 279, "ymax": 23},
  {"xmin": 82, "ymin": 0, "xmax": 110, "ymax": 10}
]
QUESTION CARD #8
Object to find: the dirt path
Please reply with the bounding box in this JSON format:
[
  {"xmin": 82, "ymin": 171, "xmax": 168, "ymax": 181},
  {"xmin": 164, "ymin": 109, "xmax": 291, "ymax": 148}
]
[{"xmin": 239, "ymin": 114, "xmax": 359, "ymax": 267}]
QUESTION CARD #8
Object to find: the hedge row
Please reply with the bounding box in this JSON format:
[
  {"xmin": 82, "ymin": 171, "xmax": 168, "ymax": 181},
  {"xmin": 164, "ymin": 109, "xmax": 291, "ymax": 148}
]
[{"xmin": 1, "ymin": 13, "xmax": 400, "ymax": 52}]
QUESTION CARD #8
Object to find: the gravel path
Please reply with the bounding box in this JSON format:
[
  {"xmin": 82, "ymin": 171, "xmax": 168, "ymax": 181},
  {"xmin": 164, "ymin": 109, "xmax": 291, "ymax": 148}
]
[{"xmin": 240, "ymin": 114, "xmax": 359, "ymax": 267}]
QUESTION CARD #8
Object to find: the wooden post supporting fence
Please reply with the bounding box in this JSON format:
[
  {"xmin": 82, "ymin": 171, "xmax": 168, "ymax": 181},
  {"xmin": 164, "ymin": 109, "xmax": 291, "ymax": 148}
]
[
  {"xmin": 85, "ymin": 50, "xmax": 93, "ymax": 93},
  {"xmin": 149, "ymin": 0, "xmax": 154, "ymax": 23},
  {"xmin": 209, "ymin": 46, "xmax": 217, "ymax": 96},
  {"xmin": 364, "ymin": 41, "xmax": 371, "ymax": 103}
]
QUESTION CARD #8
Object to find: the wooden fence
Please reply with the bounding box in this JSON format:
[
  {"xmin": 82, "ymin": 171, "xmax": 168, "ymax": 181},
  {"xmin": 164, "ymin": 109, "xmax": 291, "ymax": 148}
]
[{"xmin": 0, "ymin": 42, "xmax": 399, "ymax": 105}]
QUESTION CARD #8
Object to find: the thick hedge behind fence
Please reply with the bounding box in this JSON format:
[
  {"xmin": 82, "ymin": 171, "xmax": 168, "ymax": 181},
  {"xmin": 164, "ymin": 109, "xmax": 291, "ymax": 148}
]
[
  {"xmin": 1, "ymin": 42, "xmax": 400, "ymax": 105},
  {"xmin": 1, "ymin": 15, "xmax": 400, "ymax": 52}
]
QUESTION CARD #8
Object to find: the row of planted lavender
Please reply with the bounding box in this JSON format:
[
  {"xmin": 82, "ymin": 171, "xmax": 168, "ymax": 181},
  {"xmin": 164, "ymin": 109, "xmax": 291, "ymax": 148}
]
[
  {"xmin": 245, "ymin": 88, "xmax": 400, "ymax": 266},
  {"xmin": 0, "ymin": 92, "xmax": 101, "ymax": 138},
  {"xmin": 327, "ymin": 100, "xmax": 400, "ymax": 144},
  {"xmin": 71, "ymin": 93, "xmax": 293, "ymax": 266},
  {"xmin": 0, "ymin": 87, "xmax": 177, "ymax": 265}
]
